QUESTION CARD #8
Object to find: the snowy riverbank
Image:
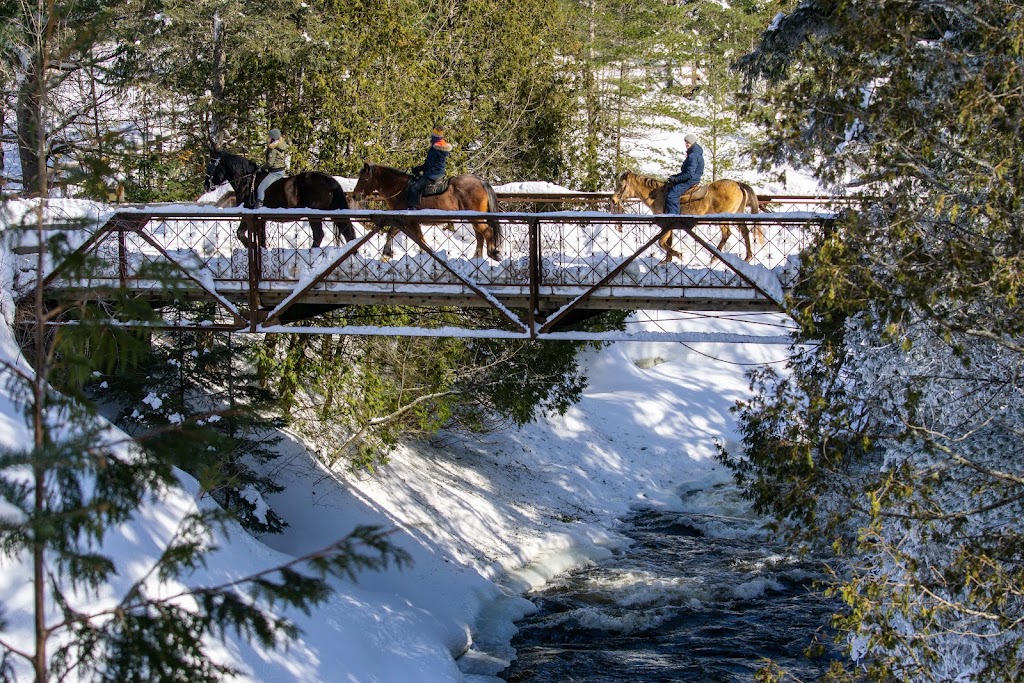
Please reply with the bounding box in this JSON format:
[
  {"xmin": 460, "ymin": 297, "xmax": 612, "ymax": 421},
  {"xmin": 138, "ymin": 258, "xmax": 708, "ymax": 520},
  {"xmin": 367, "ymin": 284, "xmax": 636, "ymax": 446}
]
[{"xmin": 0, "ymin": 198, "xmax": 796, "ymax": 681}]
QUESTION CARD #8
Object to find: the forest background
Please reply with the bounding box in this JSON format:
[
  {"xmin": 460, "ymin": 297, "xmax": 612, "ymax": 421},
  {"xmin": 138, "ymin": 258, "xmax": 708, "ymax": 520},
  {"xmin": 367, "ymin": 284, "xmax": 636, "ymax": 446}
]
[
  {"xmin": 4, "ymin": 0, "xmax": 1024, "ymax": 681},
  {"xmin": 3, "ymin": 0, "xmax": 776, "ymax": 199}
]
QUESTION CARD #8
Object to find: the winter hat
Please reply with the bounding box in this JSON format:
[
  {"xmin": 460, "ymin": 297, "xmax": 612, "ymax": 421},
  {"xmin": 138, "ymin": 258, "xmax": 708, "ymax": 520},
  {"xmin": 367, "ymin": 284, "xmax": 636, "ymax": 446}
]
[
  {"xmin": 430, "ymin": 125, "xmax": 445, "ymax": 143},
  {"xmin": 684, "ymin": 133, "xmax": 697, "ymax": 144},
  {"xmin": 269, "ymin": 128, "xmax": 282, "ymax": 141}
]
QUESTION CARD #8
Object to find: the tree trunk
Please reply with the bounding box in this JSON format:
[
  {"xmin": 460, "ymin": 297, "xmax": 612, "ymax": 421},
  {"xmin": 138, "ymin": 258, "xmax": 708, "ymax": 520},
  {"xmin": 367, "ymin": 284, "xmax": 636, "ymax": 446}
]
[
  {"xmin": 17, "ymin": 69, "xmax": 45, "ymax": 196},
  {"xmin": 209, "ymin": 10, "xmax": 226, "ymax": 151}
]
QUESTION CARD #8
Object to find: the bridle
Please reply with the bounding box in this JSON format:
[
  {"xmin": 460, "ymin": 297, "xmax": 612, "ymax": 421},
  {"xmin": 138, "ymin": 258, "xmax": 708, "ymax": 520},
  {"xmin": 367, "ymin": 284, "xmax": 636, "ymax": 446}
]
[
  {"xmin": 207, "ymin": 154, "xmax": 260, "ymax": 206},
  {"xmin": 354, "ymin": 166, "xmax": 404, "ymax": 205},
  {"xmin": 204, "ymin": 155, "xmax": 221, "ymax": 191}
]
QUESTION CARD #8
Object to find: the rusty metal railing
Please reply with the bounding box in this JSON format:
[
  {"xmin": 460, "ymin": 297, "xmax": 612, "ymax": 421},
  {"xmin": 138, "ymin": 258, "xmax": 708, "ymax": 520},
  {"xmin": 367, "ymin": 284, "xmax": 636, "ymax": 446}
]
[
  {"xmin": 16, "ymin": 194, "xmax": 835, "ymax": 335},
  {"xmin": 20, "ymin": 205, "xmax": 834, "ymax": 338}
]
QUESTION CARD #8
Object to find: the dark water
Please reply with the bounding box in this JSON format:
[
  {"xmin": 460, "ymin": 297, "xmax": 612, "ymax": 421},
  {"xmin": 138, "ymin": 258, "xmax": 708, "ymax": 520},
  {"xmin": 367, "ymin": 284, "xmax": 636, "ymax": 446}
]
[{"xmin": 500, "ymin": 506, "xmax": 840, "ymax": 682}]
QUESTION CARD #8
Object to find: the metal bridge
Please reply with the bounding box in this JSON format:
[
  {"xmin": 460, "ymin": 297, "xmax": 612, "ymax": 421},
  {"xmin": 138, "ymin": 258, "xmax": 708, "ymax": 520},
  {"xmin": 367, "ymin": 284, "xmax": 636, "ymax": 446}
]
[{"xmin": 17, "ymin": 193, "xmax": 841, "ymax": 340}]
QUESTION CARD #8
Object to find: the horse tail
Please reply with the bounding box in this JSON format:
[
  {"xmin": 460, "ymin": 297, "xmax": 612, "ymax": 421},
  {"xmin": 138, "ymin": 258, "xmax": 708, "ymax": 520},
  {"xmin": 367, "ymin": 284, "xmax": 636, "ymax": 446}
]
[
  {"xmin": 484, "ymin": 179, "xmax": 503, "ymax": 251},
  {"xmin": 739, "ymin": 182, "xmax": 764, "ymax": 246},
  {"xmin": 740, "ymin": 182, "xmax": 760, "ymax": 214},
  {"xmin": 330, "ymin": 178, "xmax": 350, "ymax": 211}
]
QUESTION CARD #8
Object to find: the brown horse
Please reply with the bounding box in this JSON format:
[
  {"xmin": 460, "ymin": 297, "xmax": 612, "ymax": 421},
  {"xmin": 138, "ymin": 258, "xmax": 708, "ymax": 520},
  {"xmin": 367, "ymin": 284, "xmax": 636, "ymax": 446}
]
[
  {"xmin": 610, "ymin": 170, "xmax": 763, "ymax": 262},
  {"xmin": 350, "ymin": 162, "xmax": 503, "ymax": 261}
]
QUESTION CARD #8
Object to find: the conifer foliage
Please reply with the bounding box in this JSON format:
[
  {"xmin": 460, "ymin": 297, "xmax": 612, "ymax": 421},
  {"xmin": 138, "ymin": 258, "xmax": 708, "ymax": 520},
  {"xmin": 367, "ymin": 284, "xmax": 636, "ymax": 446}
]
[
  {"xmin": 94, "ymin": 303, "xmax": 289, "ymax": 535},
  {"xmin": 0, "ymin": 230, "xmax": 409, "ymax": 681},
  {"xmin": 250, "ymin": 307, "xmax": 613, "ymax": 470},
  {"xmin": 725, "ymin": 1, "xmax": 1024, "ymax": 679}
]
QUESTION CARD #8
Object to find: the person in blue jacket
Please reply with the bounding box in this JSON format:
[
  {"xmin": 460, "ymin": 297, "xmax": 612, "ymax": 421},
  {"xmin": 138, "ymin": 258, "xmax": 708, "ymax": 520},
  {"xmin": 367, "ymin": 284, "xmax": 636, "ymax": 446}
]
[
  {"xmin": 664, "ymin": 133, "xmax": 704, "ymax": 213},
  {"xmin": 406, "ymin": 125, "xmax": 452, "ymax": 210}
]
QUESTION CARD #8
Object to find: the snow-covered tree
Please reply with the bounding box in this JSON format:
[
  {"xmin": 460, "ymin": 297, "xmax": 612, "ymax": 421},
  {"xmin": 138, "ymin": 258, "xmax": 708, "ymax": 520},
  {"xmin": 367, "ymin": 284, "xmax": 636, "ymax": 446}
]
[{"xmin": 722, "ymin": 1, "xmax": 1024, "ymax": 680}]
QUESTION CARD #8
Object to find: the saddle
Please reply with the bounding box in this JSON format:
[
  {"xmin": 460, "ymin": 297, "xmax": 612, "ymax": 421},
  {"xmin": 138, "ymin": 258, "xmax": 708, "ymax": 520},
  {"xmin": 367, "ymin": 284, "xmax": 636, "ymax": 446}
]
[
  {"xmin": 679, "ymin": 184, "xmax": 708, "ymax": 202},
  {"xmin": 413, "ymin": 177, "xmax": 451, "ymax": 197}
]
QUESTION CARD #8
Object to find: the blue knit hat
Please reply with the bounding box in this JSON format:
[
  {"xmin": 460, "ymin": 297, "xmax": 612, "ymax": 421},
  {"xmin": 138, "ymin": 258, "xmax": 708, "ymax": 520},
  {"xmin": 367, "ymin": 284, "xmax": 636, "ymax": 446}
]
[{"xmin": 269, "ymin": 128, "xmax": 281, "ymax": 141}]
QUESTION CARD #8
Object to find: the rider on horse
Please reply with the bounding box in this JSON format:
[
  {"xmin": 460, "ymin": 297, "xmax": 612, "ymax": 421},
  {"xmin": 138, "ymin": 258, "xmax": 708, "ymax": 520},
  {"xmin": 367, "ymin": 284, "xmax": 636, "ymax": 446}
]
[
  {"xmin": 664, "ymin": 133, "xmax": 704, "ymax": 214},
  {"xmin": 406, "ymin": 125, "xmax": 452, "ymax": 210},
  {"xmin": 255, "ymin": 128, "xmax": 289, "ymax": 208}
]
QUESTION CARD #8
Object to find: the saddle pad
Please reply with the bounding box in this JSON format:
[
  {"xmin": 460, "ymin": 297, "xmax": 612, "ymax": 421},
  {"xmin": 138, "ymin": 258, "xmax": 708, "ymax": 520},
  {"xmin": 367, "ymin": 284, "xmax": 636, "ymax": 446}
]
[
  {"xmin": 422, "ymin": 177, "xmax": 451, "ymax": 197},
  {"xmin": 680, "ymin": 184, "xmax": 708, "ymax": 201}
]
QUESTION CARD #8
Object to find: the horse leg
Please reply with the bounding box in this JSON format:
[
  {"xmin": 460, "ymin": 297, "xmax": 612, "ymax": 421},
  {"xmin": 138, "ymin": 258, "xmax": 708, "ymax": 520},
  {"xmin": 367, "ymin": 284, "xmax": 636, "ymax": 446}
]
[
  {"xmin": 237, "ymin": 217, "xmax": 266, "ymax": 249},
  {"xmin": 716, "ymin": 224, "xmax": 731, "ymax": 255},
  {"xmin": 333, "ymin": 217, "xmax": 356, "ymax": 243},
  {"xmin": 257, "ymin": 218, "xmax": 267, "ymax": 249},
  {"xmin": 382, "ymin": 226, "xmax": 396, "ymax": 261},
  {"xmin": 472, "ymin": 220, "xmax": 484, "ymax": 259},
  {"xmin": 406, "ymin": 220, "xmax": 426, "ymax": 253},
  {"xmin": 740, "ymin": 223, "xmax": 754, "ymax": 262},
  {"xmin": 310, "ymin": 218, "xmax": 325, "ymax": 248},
  {"xmin": 658, "ymin": 231, "xmax": 676, "ymax": 264},
  {"xmin": 485, "ymin": 218, "xmax": 502, "ymax": 261},
  {"xmin": 382, "ymin": 219, "xmax": 424, "ymax": 260},
  {"xmin": 471, "ymin": 219, "xmax": 494, "ymax": 259},
  {"xmin": 236, "ymin": 220, "xmax": 251, "ymax": 249}
]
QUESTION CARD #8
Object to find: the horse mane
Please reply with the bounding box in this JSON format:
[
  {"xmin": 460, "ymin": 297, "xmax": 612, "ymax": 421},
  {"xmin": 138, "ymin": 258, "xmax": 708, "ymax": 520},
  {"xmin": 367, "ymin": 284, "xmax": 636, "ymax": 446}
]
[
  {"xmin": 218, "ymin": 151, "xmax": 258, "ymax": 177},
  {"xmin": 621, "ymin": 169, "xmax": 665, "ymax": 189},
  {"xmin": 368, "ymin": 162, "xmax": 410, "ymax": 179}
]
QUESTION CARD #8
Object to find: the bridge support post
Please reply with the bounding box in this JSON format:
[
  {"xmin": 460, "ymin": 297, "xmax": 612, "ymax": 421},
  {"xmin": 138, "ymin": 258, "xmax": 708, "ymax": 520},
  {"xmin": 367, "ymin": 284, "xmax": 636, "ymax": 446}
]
[
  {"xmin": 528, "ymin": 217, "xmax": 541, "ymax": 339},
  {"xmin": 243, "ymin": 214, "xmax": 261, "ymax": 331}
]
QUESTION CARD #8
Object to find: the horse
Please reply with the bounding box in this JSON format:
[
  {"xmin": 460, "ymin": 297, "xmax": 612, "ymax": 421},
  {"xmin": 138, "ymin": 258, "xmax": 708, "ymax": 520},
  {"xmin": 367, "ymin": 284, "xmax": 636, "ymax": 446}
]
[
  {"xmin": 350, "ymin": 162, "xmax": 503, "ymax": 261},
  {"xmin": 609, "ymin": 170, "xmax": 763, "ymax": 263},
  {"xmin": 204, "ymin": 151, "xmax": 356, "ymax": 249}
]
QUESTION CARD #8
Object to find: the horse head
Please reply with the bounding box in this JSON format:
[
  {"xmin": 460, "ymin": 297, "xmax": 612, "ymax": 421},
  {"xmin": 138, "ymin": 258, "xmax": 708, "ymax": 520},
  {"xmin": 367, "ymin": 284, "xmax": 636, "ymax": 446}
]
[
  {"xmin": 350, "ymin": 162, "xmax": 375, "ymax": 206},
  {"xmin": 610, "ymin": 170, "xmax": 633, "ymax": 211},
  {"xmin": 204, "ymin": 152, "xmax": 226, "ymax": 192}
]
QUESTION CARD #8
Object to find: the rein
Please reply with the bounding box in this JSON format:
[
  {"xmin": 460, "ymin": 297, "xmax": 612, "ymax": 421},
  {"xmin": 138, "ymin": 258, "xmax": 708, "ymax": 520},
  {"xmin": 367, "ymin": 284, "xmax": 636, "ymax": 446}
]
[
  {"xmin": 209, "ymin": 154, "xmax": 261, "ymax": 206},
  {"xmin": 363, "ymin": 167, "xmax": 409, "ymax": 204}
]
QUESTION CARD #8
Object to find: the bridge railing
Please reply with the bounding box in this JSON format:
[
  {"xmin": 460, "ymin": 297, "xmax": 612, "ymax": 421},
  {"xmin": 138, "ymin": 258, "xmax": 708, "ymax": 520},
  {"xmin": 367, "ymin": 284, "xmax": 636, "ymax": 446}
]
[
  {"xmin": 28, "ymin": 207, "xmax": 832, "ymax": 333},
  {"xmin": 33, "ymin": 209, "xmax": 827, "ymax": 283}
]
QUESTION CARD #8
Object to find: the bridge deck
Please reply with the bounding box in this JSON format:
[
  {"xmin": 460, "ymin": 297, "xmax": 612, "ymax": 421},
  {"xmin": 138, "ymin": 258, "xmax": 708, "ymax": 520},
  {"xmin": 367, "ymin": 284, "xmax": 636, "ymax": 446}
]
[{"xmin": 16, "ymin": 201, "xmax": 836, "ymax": 339}]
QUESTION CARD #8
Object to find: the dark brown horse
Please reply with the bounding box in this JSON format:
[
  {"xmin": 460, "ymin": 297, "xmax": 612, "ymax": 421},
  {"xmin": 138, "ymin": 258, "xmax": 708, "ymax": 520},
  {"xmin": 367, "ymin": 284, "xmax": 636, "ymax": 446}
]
[
  {"xmin": 610, "ymin": 170, "xmax": 763, "ymax": 262},
  {"xmin": 204, "ymin": 151, "xmax": 356, "ymax": 248},
  {"xmin": 350, "ymin": 162, "xmax": 503, "ymax": 261}
]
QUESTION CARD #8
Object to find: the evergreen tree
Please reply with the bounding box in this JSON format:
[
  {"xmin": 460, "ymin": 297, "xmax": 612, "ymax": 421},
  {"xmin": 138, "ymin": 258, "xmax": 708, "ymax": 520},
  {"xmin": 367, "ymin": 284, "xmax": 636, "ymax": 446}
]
[
  {"xmin": 252, "ymin": 307, "xmax": 619, "ymax": 470},
  {"xmin": 0, "ymin": 208, "xmax": 408, "ymax": 682},
  {"xmin": 92, "ymin": 302, "xmax": 289, "ymax": 535},
  {"xmin": 723, "ymin": 1, "xmax": 1024, "ymax": 679},
  {"xmin": 1, "ymin": 0, "xmax": 144, "ymax": 195}
]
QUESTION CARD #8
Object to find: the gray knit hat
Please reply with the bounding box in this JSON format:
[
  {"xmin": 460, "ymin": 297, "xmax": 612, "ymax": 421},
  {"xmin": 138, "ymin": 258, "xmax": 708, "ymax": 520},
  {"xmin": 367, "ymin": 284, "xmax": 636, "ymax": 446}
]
[
  {"xmin": 268, "ymin": 128, "xmax": 281, "ymax": 141},
  {"xmin": 684, "ymin": 133, "xmax": 697, "ymax": 144}
]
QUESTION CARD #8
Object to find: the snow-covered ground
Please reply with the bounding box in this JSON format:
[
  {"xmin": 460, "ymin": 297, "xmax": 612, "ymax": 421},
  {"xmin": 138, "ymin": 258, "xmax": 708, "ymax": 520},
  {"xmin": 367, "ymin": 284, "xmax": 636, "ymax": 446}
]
[{"xmin": 0, "ymin": 193, "xmax": 797, "ymax": 681}]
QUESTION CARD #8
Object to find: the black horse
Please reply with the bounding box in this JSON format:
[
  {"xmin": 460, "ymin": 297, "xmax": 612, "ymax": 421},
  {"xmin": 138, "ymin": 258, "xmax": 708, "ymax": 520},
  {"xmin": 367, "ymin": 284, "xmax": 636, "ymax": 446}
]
[{"xmin": 204, "ymin": 151, "xmax": 356, "ymax": 248}]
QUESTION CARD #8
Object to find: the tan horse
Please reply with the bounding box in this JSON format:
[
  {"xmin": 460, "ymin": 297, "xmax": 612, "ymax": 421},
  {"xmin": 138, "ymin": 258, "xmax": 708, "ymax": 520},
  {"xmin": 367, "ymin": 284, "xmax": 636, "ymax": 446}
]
[
  {"xmin": 610, "ymin": 170, "xmax": 763, "ymax": 262},
  {"xmin": 351, "ymin": 162, "xmax": 503, "ymax": 261}
]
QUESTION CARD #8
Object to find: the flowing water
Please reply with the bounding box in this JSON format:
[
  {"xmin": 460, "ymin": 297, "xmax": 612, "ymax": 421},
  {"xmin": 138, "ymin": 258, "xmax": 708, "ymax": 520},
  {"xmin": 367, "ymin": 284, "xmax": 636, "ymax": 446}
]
[{"xmin": 499, "ymin": 486, "xmax": 841, "ymax": 682}]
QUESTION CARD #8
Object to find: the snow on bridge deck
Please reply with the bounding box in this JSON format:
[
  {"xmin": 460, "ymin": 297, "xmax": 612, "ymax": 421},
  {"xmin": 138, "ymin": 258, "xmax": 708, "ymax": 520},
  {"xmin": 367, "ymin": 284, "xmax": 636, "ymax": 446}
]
[{"xmin": 11, "ymin": 198, "xmax": 838, "ymax": 340}]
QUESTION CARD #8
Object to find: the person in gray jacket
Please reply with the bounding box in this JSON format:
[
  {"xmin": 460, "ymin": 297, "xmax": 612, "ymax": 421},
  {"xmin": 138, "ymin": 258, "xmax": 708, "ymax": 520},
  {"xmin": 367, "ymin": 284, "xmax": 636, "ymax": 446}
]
[{"xmin": 255, "ymin": 128, "xmax": 289, "ymax": 208}]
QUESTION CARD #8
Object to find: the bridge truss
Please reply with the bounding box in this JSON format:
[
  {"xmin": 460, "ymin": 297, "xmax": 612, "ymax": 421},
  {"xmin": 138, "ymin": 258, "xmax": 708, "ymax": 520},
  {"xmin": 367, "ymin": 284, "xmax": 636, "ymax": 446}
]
[{"xmin": 18, "ymin": 199, "xmax": 837, "ymax": 340}]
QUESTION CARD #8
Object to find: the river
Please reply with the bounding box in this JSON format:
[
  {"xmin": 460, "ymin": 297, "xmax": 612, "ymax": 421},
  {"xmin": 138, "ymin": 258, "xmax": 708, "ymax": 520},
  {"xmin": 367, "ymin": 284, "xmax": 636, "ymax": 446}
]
[{"xmin": 499, "ymin": 485, "xmax": 841, "ymax": 682}]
